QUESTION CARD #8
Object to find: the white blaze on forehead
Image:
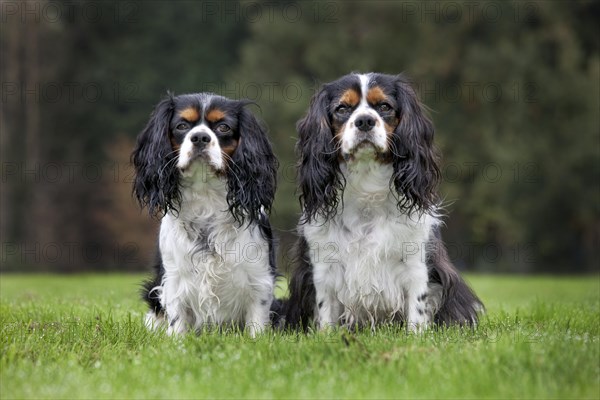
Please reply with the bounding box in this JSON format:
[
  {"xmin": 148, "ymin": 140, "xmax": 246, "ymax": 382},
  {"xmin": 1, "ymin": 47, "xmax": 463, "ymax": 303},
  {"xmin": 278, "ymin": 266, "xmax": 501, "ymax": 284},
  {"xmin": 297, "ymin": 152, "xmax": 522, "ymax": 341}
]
[{"xmin": 357, "ymin": 73, "xmax": 372, "ymax": 104}]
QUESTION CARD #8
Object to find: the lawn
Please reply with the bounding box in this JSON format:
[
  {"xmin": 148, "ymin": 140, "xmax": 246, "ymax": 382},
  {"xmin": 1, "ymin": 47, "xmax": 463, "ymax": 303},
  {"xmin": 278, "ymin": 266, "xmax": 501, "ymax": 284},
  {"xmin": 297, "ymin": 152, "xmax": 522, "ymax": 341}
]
[{"xmin": 1, "ymin": 274, "xmax": 598, "ymax": 399}]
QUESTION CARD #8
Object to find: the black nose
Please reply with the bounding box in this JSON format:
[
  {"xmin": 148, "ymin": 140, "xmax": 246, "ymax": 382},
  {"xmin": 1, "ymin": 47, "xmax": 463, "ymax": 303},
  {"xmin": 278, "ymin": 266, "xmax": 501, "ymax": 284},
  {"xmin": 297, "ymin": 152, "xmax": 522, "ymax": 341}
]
[
  {"xmin": 190, "ymin": 131, "xmax": 212, "ymax": 146},
  {"xmin": 354, "ymin": 115, "xmax": 376, "ymax": 132}
]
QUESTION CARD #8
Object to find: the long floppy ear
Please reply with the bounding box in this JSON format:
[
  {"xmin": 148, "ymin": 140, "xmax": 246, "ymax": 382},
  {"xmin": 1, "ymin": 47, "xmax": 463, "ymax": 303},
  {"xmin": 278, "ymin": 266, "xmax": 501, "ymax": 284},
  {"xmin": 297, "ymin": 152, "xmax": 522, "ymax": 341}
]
[
  {"xmin": 296, "ymin": 87, "xmax": 344, "ymax": 223},
  {"xmin": 390, "ymin": 76, "xmax": 441, "ymax": 215},
  {"xmin": 131, "ymin": 94, "xmax": 179, "ymax": 218},
  {"xmin": 226, "ymin": 105, "xmax": 278, "ymax": 225}
]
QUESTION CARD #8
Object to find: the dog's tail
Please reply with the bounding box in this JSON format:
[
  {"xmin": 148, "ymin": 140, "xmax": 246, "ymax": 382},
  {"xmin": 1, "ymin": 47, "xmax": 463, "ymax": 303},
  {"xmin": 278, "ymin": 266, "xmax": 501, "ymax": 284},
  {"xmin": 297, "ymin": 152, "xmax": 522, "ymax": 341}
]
[
  {"xmin": 427, "ymin": 228, "xmax": 484, "ymax": 326},
  {"xmin": 269, "ymin": 297, "xmax": 286, "ymax": 328},
  {"xmin": 274, "ymin": 236, "xmax": 315, "ymax": 331},
  {"xmin": 141, "ymin": 250, "xmax": 165, "ymax": 317}
]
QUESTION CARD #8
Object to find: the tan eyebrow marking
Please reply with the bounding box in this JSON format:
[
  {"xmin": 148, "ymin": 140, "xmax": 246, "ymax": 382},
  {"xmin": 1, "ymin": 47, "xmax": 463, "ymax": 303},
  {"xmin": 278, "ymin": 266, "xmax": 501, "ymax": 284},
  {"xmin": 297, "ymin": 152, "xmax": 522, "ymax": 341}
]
[
  {"xmin": 206, "ymin": 109, "xmax": 226, "ymax": 123},
  {"xmin": 339, "ymin": 89, "xmax": 360, "ymax": 107},
  {"xmin": 366, "ymin": 86, "xmax": 388, "ymax": 104},
  {"xmin": 178, "ymin": 107, "xmax": 199, "ymax": 122}
]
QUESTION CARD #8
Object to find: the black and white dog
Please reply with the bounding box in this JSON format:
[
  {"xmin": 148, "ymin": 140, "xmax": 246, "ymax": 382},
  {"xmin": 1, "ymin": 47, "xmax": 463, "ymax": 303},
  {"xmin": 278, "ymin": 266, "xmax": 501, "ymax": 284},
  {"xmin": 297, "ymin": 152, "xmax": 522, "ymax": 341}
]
[
  {"xmin": 285, "ymin": 73, "xmax": 483, "ymax": 331},
  {"xmin": 132, "ymin": 93, "xmax": 278, "ymax": 336}
]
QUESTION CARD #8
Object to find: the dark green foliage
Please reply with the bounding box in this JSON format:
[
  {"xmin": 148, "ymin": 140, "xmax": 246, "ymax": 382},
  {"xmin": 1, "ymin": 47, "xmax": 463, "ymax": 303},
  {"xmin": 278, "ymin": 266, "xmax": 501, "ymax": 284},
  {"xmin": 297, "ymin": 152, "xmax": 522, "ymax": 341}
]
[{"xmin": 1, "ymin": 1, "xmax": 598, "ymax": 272}]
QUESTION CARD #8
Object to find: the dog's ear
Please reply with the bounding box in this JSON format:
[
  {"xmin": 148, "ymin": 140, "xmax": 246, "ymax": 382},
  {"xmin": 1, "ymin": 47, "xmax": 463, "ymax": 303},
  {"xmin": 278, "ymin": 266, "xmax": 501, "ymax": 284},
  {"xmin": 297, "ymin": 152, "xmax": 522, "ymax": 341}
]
[
  {"xmin": 390, "ymin": 76, "xmax": 441, "ymax": 214},
  {"xmin": 131, "ymin": 94, "xmax": 180, "ymax": 218},
  {"xmin": 226, "ymin": 104, "xmax": 278, "ymax": 225},
  {"xmin": 296, "ymin": 87, "xmax": 344, "ymax": 223}
]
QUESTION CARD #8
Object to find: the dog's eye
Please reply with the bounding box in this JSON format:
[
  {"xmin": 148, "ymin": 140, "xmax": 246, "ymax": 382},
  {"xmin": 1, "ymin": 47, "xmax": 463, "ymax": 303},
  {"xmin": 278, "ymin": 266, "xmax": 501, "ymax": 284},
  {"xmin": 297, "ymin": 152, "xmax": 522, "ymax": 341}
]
[
  {"xmin": 335, "ymin": 105, "xmax": 350, "ymax": 115},
  {"xmin": 216, "ymin": 124, "xmax": 231, "ymax": 133},
  {"xmin": 176, "ymin": 123, "xmax": 189, "ymax": 131},
  {"xmin": 377, "ymin": 103, "xmax": 392, "ymax": 112}
]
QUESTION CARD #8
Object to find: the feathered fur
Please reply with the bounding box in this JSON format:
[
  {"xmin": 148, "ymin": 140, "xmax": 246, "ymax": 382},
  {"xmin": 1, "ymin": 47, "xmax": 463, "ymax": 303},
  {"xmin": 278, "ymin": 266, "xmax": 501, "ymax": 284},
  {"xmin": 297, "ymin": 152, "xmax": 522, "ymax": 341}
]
[
  {"xmin": 284, "ymin": 73, "xmax": 483, "ymax": 331},
  {"xmin": 132, "ymin": 93, "xmax": 278, "ymax": 337}
]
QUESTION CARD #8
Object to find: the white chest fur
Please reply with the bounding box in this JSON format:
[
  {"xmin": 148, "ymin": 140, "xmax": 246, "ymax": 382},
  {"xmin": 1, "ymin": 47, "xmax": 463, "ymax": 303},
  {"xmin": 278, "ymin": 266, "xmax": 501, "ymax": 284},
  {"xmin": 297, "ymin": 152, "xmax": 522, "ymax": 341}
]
[
  {"xmin": 155, "ymin": 168, "xmax": 273, "ymax": 335},
  {"xmin": 303, "ymin": 155, "xmax": 438, "ymax": 328}
]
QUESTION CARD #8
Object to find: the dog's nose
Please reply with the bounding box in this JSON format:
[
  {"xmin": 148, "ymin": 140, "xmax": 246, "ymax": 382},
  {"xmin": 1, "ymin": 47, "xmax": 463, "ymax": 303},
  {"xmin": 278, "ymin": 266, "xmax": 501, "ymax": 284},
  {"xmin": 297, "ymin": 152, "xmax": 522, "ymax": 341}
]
[
  {"xmin": 190, "ymin": 131, "xmax": 212, "ymax": 146},
  {"xmin": 354, "ymin": 115, "xmax": 376, "ymax": 132}
]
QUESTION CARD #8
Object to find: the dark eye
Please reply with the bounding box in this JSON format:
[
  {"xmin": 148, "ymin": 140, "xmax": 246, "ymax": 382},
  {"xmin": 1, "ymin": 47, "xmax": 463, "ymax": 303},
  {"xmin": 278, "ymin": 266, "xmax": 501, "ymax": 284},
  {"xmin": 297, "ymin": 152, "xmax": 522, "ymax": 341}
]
[
  {"xmin": 216, "ymin": 124, "xmax": 231, "ymax": 133},
  {"xmin": 377, "ymin": 103, "xmax": 392, "ymax": 112},
  {"xmin": 335, "ymin": 105, "xmax": 351, "ymax": 115},
  {"xmin": 175, "ymin": 122, "xmax": 189, "ymax": 131}
]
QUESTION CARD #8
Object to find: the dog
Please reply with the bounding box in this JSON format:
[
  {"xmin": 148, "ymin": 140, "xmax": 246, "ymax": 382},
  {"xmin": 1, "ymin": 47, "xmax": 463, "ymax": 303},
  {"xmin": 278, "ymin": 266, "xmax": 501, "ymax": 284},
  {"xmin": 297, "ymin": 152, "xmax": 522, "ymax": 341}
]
[
  {"xmin": 132, "ymin": 93, "xmax": 278, "ymax": 336},
  {"xmin": 284, "ymin": 73, "xmax": 483, "ymax": 331}
]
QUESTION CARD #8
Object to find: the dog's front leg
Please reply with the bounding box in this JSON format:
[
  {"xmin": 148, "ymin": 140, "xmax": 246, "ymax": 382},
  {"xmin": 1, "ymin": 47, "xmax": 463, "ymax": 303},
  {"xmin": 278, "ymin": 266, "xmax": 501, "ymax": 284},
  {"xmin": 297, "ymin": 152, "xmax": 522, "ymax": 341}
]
[
  {"xmin": 245, "ymin": 294, "xmax": 272, "ymax": 338},
  {"xmin": 313, "ymin": 262, "xmax": 344, "ymax": 330},
  {"xmin": 403, "ymin": 261, "xmax": 431, "ymax": 333}
]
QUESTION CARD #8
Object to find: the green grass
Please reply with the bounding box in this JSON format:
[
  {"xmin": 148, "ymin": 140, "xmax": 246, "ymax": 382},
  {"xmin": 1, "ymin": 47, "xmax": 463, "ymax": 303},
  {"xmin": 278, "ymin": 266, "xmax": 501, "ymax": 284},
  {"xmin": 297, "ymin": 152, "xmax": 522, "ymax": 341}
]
[{"xmin": 1, "ymin": 274, "xmax": 598, "ymax": 399}]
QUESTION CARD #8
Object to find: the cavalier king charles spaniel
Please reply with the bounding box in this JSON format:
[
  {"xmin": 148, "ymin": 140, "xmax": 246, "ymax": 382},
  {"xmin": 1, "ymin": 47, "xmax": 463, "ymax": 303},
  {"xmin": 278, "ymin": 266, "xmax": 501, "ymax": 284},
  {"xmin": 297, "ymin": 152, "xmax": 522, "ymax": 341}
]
[
  {"xmin": 132, "ymin": 93, "xmax": 278, "ymax": 337},
  {"xmin": 284, "ymin": 73, "xmax": 483, "ymax": 331}
]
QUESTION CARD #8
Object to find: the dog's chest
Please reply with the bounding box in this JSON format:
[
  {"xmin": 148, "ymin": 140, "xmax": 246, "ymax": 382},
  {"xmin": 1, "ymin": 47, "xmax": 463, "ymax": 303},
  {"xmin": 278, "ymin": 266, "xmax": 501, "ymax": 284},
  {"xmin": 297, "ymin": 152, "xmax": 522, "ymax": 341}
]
[
  {"xmin": 304, "ymin": 160, "xmax": 437, "ymax": 318},
  {"xmin": 307, "ymin": 206, "xmax": 427, "ymax": 300},
  {"xmin": 159, "ymin": 195, "xmax": 271, "ymax": 323}
]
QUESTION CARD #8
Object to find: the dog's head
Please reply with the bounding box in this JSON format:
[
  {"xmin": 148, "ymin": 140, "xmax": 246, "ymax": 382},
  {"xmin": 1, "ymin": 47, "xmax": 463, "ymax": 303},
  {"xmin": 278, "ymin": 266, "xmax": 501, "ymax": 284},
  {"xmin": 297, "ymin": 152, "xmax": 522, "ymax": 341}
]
[
  {"xmin": 297, "ymin": 72, "xmax": 440, "ymax": 222},
  {"xmin": 132, "ymin": 93, "xmax": 277, "ymax": 224}
]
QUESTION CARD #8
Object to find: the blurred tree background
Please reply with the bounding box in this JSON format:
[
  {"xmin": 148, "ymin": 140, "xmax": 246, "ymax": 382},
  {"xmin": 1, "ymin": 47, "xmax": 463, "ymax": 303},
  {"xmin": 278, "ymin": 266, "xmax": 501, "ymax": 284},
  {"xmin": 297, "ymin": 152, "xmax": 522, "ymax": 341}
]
[{"xmin": 1, "ymin": 0, "xmax": 598, "ymax": 273}]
